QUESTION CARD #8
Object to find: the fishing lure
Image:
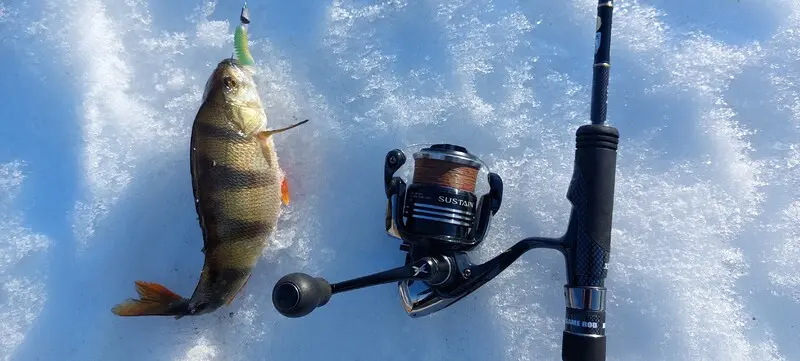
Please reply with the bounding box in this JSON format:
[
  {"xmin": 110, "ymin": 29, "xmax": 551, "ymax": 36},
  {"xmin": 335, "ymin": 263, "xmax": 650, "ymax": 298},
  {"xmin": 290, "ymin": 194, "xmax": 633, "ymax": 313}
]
[{"xmin": 234, "ymin": 23, "xmax": 255, "ymax": 66}]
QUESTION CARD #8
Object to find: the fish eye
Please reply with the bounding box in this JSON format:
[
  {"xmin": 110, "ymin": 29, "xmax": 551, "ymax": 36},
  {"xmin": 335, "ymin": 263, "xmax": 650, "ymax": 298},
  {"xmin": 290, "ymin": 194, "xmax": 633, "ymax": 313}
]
[{"xmin": 223, "ymin": 76, "xmax": 237, "ymax": 88}]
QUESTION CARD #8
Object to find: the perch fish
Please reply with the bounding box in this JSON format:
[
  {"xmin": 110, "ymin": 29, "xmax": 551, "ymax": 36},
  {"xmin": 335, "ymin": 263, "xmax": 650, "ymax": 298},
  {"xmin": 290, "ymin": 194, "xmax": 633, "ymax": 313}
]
[{"xmin": 111, "ymin": 19, "xmax": 308, "ymax": 318}]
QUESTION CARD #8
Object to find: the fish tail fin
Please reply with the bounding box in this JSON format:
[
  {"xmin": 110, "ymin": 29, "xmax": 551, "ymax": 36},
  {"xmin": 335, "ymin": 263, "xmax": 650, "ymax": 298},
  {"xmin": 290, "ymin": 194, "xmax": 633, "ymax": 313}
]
[{"xmin": 111, "ymin": 281, "xmax": 189, "ymax": 317}]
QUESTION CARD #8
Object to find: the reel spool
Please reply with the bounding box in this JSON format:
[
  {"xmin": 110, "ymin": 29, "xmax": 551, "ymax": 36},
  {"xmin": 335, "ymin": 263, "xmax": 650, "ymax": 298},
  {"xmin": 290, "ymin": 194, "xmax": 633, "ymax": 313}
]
[{"xmin": 385, "ymin": 144, "xmax": 501, "ymax": 253}]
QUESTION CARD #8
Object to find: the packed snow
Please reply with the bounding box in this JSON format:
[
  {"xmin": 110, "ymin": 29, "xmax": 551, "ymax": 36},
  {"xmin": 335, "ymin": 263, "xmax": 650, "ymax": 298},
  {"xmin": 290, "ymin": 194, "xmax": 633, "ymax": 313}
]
[{"xmin": 0, "ymin": 0, "xmax": 798, "ymax": 360}]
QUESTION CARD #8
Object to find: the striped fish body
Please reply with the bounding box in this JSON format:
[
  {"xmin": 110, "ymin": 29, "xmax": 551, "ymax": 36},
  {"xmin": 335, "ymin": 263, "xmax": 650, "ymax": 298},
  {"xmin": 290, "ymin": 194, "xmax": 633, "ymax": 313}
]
[
  {"xmin": 111, "ymin": 59, "xmax": 307, "ymax": 318},
  {"xmin": 186, "ymin": 61, "xmax": 282, "ymax": 315}
]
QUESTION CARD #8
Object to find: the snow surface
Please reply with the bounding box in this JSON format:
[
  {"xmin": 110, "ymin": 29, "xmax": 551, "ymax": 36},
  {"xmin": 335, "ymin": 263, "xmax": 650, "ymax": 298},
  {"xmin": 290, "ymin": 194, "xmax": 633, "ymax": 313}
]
[{"xmin": 0, "ymin": 0, "xmax": 799, "ymax": 360}]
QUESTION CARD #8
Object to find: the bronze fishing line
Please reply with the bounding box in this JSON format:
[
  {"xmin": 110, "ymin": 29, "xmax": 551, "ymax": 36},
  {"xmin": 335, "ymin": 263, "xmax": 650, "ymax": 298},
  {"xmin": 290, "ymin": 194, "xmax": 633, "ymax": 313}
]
[{"xmin": 413, "ymin": 158, "xmax": 479, "ymax": 193}]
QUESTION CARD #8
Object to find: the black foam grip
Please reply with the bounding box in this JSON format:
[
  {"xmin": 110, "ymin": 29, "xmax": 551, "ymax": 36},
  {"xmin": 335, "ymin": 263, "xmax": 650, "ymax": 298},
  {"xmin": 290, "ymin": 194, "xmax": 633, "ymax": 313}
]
[
  {"xmin": 562, "ymin": 331, "xmax": 606, "ymax": 361},
  {"xmin": 566, "ymin": 124, "xmax": 618, "ymax": 287}
]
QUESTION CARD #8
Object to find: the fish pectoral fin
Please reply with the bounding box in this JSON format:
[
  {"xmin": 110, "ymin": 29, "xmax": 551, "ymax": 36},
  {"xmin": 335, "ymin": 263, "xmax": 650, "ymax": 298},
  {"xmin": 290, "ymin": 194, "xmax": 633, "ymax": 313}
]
[
  {"xmin": 281, "ymin": 176, "xmax": 290, "ymax": 205},
  {"xmin": 111, "ymin": 281, "xmax": 188, "ymax": 317},
  {"xmin": 256, "ymin": 118, "xmax": 309, "ymax": 140},
  {"xmin": 256, "ymin": 118, "xmax": 309, "ymax": 165}
]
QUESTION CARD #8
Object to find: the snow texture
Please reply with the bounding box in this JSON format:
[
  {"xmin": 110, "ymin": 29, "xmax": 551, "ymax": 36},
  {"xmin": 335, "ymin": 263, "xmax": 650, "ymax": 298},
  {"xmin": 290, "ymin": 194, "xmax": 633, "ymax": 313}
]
[{"xmin": 0, "ymin": 0, "xmax": 798, "ymax": 360}]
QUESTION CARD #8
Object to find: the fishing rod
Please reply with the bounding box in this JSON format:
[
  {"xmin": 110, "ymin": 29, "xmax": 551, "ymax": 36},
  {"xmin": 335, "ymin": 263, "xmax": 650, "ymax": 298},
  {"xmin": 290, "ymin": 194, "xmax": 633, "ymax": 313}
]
[{"xmin": 270, "ymin": 1, "xmax": 618, "ymax": 360}]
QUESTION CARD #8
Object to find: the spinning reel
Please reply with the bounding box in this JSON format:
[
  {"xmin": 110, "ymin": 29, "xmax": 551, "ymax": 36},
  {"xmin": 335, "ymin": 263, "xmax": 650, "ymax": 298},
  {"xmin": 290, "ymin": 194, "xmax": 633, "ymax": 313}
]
[
  {"xmin": 272, "ymin": 143, "xmax": 507, "ymax": 318},
  {"xmin": 272, "ymin": 1, "xmax": 618, "ymax": 360}
]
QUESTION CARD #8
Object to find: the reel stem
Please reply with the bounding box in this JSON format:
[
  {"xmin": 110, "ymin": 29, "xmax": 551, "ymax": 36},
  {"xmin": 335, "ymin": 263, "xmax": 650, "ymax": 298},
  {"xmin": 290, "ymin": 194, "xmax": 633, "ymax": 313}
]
[{"xmin": 457, "ymin": 237, "xmax": 565, "ymax": 291}]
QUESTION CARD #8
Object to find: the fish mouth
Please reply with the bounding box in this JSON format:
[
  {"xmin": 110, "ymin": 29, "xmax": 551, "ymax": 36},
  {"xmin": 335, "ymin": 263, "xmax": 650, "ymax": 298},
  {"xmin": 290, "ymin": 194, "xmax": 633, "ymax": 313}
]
[
  {"xmin": 219, "ymin": 57, "xmax": 255, "ymax": 76},
  {"xmin": 218, "ymin": 57, "xmax": 240, "ymax": 70}
]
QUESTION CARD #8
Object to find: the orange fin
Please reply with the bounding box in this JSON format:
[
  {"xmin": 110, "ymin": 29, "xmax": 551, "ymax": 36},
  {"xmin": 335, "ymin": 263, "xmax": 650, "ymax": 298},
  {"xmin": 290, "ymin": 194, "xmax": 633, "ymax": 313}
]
[
  {"xmin": 111, "ymin": 281, "xmax": 188, "ymax": 317},
  {"xmin": 281, "ymin": 177, "xmax": 290, "ymax": 205},
  {"xmin": 227, "ymin": 274, "xmax": 252, "ymax": 306}
]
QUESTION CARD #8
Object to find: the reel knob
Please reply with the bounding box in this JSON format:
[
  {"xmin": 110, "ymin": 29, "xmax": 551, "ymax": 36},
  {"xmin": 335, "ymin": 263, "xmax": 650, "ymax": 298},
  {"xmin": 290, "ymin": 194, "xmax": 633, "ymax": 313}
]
[{"xmin": 272, "ymin": 273, "xmax": 332, "ymax": 318}]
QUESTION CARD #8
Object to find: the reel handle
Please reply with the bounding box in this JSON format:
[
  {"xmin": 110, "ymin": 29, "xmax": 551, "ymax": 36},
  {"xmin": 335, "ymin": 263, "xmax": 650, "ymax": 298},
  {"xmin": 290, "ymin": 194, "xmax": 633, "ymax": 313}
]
[
  {"xmin": 272, "ymin": 256, "xmax": 450, "ymax": 318},
  {"xmin": 272, "ymin": 273, "xmax": 332, "ymax": 318}
]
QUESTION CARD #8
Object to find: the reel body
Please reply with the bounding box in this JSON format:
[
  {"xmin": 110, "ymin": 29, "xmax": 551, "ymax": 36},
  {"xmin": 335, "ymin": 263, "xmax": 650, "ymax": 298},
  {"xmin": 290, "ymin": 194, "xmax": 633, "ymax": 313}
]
[{"xmin": 383, "ymin": 144, "xmax": 503, "ymax": 316}]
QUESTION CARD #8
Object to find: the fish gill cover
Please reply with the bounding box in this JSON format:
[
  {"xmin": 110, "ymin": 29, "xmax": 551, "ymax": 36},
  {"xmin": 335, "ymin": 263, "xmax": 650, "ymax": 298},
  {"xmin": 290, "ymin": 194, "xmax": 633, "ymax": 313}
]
[{"xmin": 0, "ymin": 0, "xmax": 798, "ymax": 360}]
